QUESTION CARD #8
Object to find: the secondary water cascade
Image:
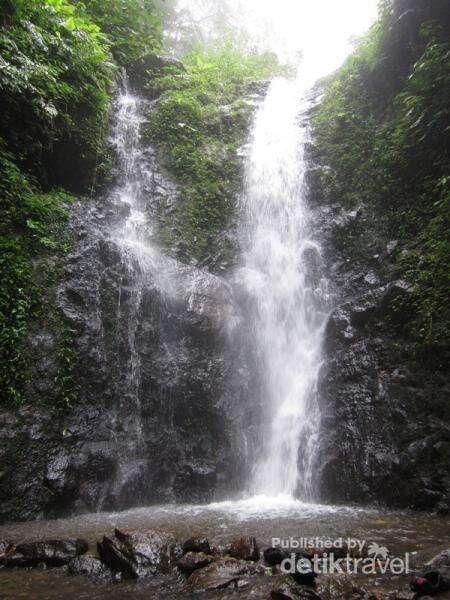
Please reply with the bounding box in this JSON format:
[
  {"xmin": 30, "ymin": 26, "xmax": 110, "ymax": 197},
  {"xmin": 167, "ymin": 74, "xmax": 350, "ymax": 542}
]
[{"xmin": 238, "ymin": 76, "xmax": 329, "ymax": 500}]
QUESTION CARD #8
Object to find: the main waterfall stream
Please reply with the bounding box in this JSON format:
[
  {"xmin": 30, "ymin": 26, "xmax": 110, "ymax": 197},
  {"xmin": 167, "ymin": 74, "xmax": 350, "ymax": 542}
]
[{"xmin": 238, "ymin": 76, "xmax": 328, "ymax": 499}]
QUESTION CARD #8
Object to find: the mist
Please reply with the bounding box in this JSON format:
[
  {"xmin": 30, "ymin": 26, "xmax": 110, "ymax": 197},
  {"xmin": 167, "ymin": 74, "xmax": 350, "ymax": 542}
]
[{"xmin": 173, "ymin": 0, "xmax": 379, "ymax": 76}]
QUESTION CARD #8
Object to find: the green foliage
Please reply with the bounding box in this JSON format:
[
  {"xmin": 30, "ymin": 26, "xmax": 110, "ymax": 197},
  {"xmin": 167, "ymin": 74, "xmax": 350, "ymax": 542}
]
[
  {"xmin": 0, "ymin": 148, "xmax": 74, "ymax": 406},
  {"xmin": 0, "ymin": 0, "xmax": 163, "ymax": 406},
  {"xmin": 0, "ymin": 0, "xmax": 114, "ymax": 406},
  {"xmin": 80, "ymin": 0, "xmax": 163, "ymax": 66},
  {"xmin": 145, "ymin": 43, "xmax": 283, "ymax": 267},
  {"xmin": 313, "ymin": 5, "xmax": 450, "ymax": 349},
  {"xmin": 0, "ymin": 0, "xmax": 113, "ymax": 191}
]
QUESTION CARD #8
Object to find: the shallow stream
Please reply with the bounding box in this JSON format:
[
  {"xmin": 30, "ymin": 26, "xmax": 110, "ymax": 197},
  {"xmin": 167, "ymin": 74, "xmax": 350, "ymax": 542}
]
[{"xmin": 0, "ymin": 496, "xmax": 448, "ymax": 599}]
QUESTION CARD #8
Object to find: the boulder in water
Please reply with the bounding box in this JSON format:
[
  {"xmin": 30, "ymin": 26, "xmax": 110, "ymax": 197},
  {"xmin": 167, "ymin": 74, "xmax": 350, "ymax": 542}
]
[
  {"xmin": 6, "ymin": 538, "xmax": 88, "ymax": 568},
  {"xmin": 410, "ymin": 569, "xmax": 450, "ymax": 595},
  {"xmin": 177, "ymin": 551, "xmax": 214, "ymax": 575},
  {"xmin": 187, "ymin": 556, "xmax": 258, "ymax": 592},
  {"xmin": 68, "ymin": 555, "xmax": 119, "ymax": 582},
  {"xmin": 292, "ymin": 570, "xmax": 318, "ymax": 587},
  {"xmin": 97, "ymin": 529, "xmax": 181, "ymax": 579},
  {"xmin": 425, "ymin": 548, "xmax": 450, "ymax": 569},
  {"xmin": 182, "ymin": 536, "xmax": 211, "ymax": 555},
  {"xmin": 272, "ymin": 574, "xmax": 322, "ymax": 599},
  {"xmin": 264, "ymin": 546, "xmax": 289, "ymax": 566},
  {"xmin": 0, "ymin": 540, "xmax": 13, "ymax": 566},
  {"xmin": 228, "ymin": 536, "xmax": 260, "ymax": 561}
]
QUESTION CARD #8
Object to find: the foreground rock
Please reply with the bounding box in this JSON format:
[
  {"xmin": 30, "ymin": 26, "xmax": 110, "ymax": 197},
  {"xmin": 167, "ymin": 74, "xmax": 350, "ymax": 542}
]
[
  {"xmin": 6, "ymin": 538, "xmax": 88, "ymax": 567},
  {"xmin": 409, "ymin": 547, "xmax": 450, "ymax": 596},
  {"xmin": 264, "ymin": 546, "xmax": 289, "ymax": 566},
  {"xmin": 272, "ymin": 574, "xmax": 322, "ymax": 599},
  {"xmin": 68, "ymin": 555, "xmax": 119, "ymax": 582},
  {"xmin": 97, "ymin": 528, "xmax": 181, "ymax": 579},
  {"xmin": 229, "ymin": 536, "xmax": 260, "ymax": 561},
  {"xmin": 187, "ymin": 556, "xmax": 260, "ymax": 592},
  {"xmin": 425, "ymin": 548, "xmax": 450, "ymax": 569},
  {"xmin": 0, "ymin": 540, "xmax": 13, "ymax": 566},
  {"xmin": 177, "ymin": 551, "xmax": 214, "ymax": 575},
  {"xmin": 182, "ymin": 537, "xmax": 211, "ymax": 555}
]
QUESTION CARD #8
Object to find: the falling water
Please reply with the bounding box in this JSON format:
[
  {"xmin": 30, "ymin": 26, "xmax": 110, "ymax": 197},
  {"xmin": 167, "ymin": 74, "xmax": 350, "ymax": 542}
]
[
  {"xmin": 111, "ymin": 82, "xmax": 158, "ymax": 264},
  {"xmin": 106, "ymin": 72, "xmax": 329, "ymax": 506},
  {"xmin": 95, "ymin": 78, "xmax": 188, "ymax": 505},
  {"xmin": 109, "ymin": 80, "xmax": 205, "ymax": 303},
  {"xmin": 238, "ymin": 76, "xmax": 329, "ymax": 499}
]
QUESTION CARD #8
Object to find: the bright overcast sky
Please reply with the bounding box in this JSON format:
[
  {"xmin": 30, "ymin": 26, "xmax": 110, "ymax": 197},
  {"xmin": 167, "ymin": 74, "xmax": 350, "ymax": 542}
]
[
  {"xmin": 178, "ymin": 0, "xmax": 379, "ymax": 77},
  {"xmin": 242, "ymin": 0, "xmax": 379, "ymax": 71}
]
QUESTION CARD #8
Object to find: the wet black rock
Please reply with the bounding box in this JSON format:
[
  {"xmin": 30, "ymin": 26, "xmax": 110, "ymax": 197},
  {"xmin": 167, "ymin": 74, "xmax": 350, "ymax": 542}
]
[
  {"xmin": 272, "ymin": 574, "xmax": 322, "ymax": 600},
  {"xmin": 264, "ymin": 547, "xmax": 289, "ymax": 566},
  {"xmin": 0, "ymin": 182, "xmax": 257, "ymax": 521},
  {"xmin": 0, "ymin": 539, "xmax": 13, "ymax": 565},
  {"xmin": 97, "ymin": 528, "xmax": 181, "ymax": 579},
  {"xmin": 176, "ymin": 551, "xmax": 214, "ymax": 575},
  {"xmin": 173, "ymin": 464, "xmax": 218, "ymax": 503},
  {"xmin": 291, "ymin": 569, "xmax": 318, "ymax": 588},
  {"xmin": 127, "ymin": 53, "xmax": 186, "ymax": 93},
  {"xmin": 306, "ymin": 90, "xmax": 450, "ymax": 510},
  {"xmin": 187, "ymin": 556, "xmax": 258, "ymax": 592},
  {"xmin": 425, "ymin": 548, "xmax": 450, "ymax": 569},
  {"xmin": 182, "ymin": 537, "xmax": 211, "ymax": 555},
  {"xmin": 68, "ymin": 555, "xmax": 119, "ymax": 582},
  {"xmin": 6, "ymin": 538, "xmax": 88, "ymax": 568},
  {"xmin": 316, "ymin": 281, "xmax": 450, "ymax": 509},
  {"xmin": 410, "ymin": 569, "xmax": 450, "ymax": 595},
  {"xmin": 311, "ymin": 209, "xmax": 450, "ymax": 509},
  {"xmin": 228, "ymin": 536, "xmax": 260, "ymax": 561}
]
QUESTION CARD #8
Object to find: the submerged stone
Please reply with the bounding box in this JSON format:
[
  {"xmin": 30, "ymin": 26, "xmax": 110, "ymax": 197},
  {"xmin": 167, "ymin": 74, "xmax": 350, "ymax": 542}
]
[{"xmin": 6, "ymin": 538, "xmax": 88, "ymax": 568}]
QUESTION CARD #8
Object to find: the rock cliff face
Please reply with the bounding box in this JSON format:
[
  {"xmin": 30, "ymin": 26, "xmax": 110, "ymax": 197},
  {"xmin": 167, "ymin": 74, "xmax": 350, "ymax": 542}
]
[
  {"xmin": 307, "ymin": 167, "xmax": 449, "ymax": 512},
  {"xmin": 306, "ymin": 0, "xmax": 449, "ymax": 512},
  {"xmin": 0, "ymin": 146, "xmax": 257, "ymax": 523},
  {"xmin": 1, "ymin": 1, "xmax": 448, "ymax": 522}
]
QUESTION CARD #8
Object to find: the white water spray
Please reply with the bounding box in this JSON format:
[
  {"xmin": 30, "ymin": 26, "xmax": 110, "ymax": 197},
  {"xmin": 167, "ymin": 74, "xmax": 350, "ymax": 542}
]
[
  {"xmin": 238, "ymin": 76, "xmax": 329, "ymax": 499},
  {"xmin": 111, "ymin": 84, "xmax": 188, "ymax": 302}
]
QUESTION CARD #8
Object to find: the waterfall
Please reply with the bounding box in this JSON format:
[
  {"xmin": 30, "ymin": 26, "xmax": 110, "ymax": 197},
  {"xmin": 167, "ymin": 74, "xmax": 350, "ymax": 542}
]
[
  {"xmin": 238, "ymin": 76, "xmax": 329, "ymax": 499},
  {"xmin": 111, "ymin": 84, "xmax": 160, "ymax": 272},
  {"xmin": 100, "ymin": 75, "xmax": 329, "ymax": 506}
]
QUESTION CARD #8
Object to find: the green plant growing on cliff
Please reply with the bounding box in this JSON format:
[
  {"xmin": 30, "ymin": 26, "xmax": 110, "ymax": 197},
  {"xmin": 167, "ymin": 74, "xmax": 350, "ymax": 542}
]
[
  {"xmin": 80, "ymin": 0, "xmax": 163, "ymax": 66},
  {"xmin": 0, "ymin": 149, "xmax": 74, "ymax": 405},
  {"xmin": 0, "ymin": 0, "xmax": 113, "ymax": 191},
  {"xmin": 312, "ymin": 6, "xmax": 450, "ymax": 353},
  {"xmin": 145, "ymin": 42, "xmax": 283, "ymax": 268},
  {"xmin": 0, "ymin": 0, "xmax": 164, "ymax": 406}
]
